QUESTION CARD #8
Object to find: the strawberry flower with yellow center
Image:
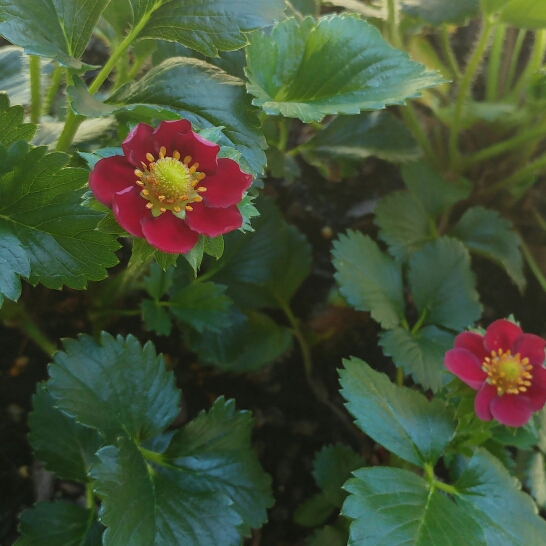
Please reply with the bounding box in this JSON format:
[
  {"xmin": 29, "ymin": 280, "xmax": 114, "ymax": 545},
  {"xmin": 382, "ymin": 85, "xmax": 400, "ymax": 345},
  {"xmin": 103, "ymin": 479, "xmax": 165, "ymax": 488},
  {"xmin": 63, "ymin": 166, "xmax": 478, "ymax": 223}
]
[
  {"xmin": 89, "ymin": 120, "xmax": 252, "ymax": 254},
  {"xmin": 445, "ymin": 319, "xmax": 546, "ymax": 427}
]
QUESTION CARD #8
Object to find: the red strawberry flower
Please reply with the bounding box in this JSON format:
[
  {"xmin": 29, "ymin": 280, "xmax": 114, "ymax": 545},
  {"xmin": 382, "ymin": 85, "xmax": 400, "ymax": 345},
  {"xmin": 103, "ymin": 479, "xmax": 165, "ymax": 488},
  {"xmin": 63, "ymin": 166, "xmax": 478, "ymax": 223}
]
[
  {"xmin": 445, "ymin": 319, "xmax": 546, "ymax": 427},
  {"xmin": 89, "ymin": 120, "xmax": 252, "ymax": 254}
]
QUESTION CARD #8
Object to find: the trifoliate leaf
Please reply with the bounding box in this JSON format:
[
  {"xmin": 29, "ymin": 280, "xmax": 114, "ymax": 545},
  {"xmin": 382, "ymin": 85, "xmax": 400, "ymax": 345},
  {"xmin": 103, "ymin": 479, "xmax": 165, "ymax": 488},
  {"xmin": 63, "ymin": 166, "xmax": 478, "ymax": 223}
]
[
  {"xmin": 47, "ymin": 333, "xmax": 180, "ymax": 443},
  {"xmin": 0, "ymin": 0, "xmax": 109, "ymax": 68},
  {"xmin": 0, "ymin": 93, "xmax": 35, "ymax": 146},
  {"xmin": 168, "ymin": 282, "xmax": 233, "ymax": 334},
  {"xmin": 137, "ymin": 0, "xmax": 286, "ymax": 57},
  {"xmin": 408, "ymin": 237, "xmax": 482, "ymax": 331},
  {"xmin": 164, "ymin": 397, "xmax": 274, "ymax": 537},
  {"xmin": 342, "ymin": 467, "xmax": 485, "ymax": 545},
  {"xmin": 401, "ymin": 161, "xmax": 471, "ymax": 219},
  {"xmin": 339, "ymin": 357, "xmax": 455, "ymax": 466},
  {"xmin": 0, "ymin": 145, "xmax": 120, "ymax": 291},
  {"xmin": 402, "ymin": 0, "xmax": 479, "ymax": 25},
  {"xmin": 374, "ymin": 191, "xmax": 434, "ymax": 262},
  {"xmin": 15, "ymin": 502, "xmax": 102, "ymax": 546},
  {"xmin": 456, "ymin": 448, "xmax": 546, "ymax": 544},
  {"xmin": 245, "ymin": 15, "xmax": 444, "ymax": 122},
  {"xmin": 450, "ymin": 206, "xmax": 525, "ymax": 291},
  {"xmin": 69, "ymin": 57, "xmax": 266, "ymax": 176},
  {"xmin": 211, "ymin": 197, "xmax": 312, "ymax": 309},
  {"xmin": 186, "ymin": 308, "xmax": 292, "ymax": 372},
  {"xmin": 28, "ymin": 384, "xmax": 102, "ymax": 483},
  {"xmin": 91, "ymin": 437, "xmax": 243, "ymax": 546},
  {"xmin": 332, "ymin": 231, "xmax": 404, "ymax": 329},
  {"xmin": 301, "ymin": 111, "xmax": 421, "ymax": 164},
  {"xmin": 379, "ymin": 326, "xmax": 455, "ymax": 392}
]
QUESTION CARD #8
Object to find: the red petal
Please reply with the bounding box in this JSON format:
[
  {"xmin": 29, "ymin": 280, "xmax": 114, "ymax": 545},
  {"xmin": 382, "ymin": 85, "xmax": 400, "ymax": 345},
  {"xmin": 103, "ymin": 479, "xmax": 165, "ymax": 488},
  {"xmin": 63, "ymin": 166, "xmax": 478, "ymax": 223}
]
[
  {"xmin": 525, "ymin": 365, "xmax": 546, "ymax": 410},
  {"xmin": 185, "ymin": 202, "xmax": 242, "ymax": 237},
  {"xmin": 89, "ymin": 156, "xmax": 134, "ymax": 207},
  {"xmin": 512, "ymin": 333, "xmax": 546, "ymax": 365},
  {"xmin": 474, "ymin": 383, "xmax": 497, "ymax": 421},
  {"xmin": 201, "ymin": 158, "xmax": 252, "ymax": 208},
  {"xmin": 444, "ymin": 348, "xmax": 487, "ymax": 390},
  {"xmin": 152, "ymin": 120, "xmax": 192, "ymax": 156},
  {"xmin": 122, "ymin": 123, "xmax": 155, "ymax": 167},
  {"xmin": 141, "ymin": 213, "xmax": 199, "ymax": 254},
  {"xmin": 172, "ymin": 130, "xmax": 219, "ymax": 175},
  {"xmin": 112, "ymin": 187, "xmax": 149, "ymax": 237},
  {"xmin": 454, "ymin": 331, "xmax": 489, "ymax": 362},
  {"xmin": 484, "ymin": 319, "xmax": 523, "ymax": 353},
  {"xmin": 490, "ymin": 394, "xmax": 534, "ymax": 427}
]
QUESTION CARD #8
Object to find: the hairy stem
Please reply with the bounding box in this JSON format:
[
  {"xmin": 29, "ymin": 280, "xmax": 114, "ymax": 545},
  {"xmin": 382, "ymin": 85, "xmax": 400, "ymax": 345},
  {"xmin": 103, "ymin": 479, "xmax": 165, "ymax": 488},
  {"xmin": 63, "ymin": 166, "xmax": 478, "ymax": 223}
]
[
  {"xmin": 486, "ymin": 24, "xmax": 506, "ymax": 102},
  {"xmin": 511, "ymin": 29, "xmax": 546, "ymax": 100},
  {"xmin": 386, "ymin": 0, "xmax": 402, "ymax": 48},
  {"xmin": 505, "ymin": 28, "xmax": 526, "ymax": 92},
  {"xmin": 43, "ymin": 66, "xmax": 63, "ymax": 116},
  {"xmin": 441, "ymin": 24, "xmax": 461, "ymax": 81},
  {"xmin": 29, "ymin": 56, "xmax": 41, "ymax": 123}
]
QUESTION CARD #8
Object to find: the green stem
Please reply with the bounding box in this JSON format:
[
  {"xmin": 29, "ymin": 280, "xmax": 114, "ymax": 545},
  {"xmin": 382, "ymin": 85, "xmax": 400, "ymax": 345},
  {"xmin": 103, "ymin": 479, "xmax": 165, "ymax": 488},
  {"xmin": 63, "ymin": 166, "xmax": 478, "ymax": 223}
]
[
  {"xmin": 386, "ymin": 0, "xmax": 402, "ymax": 48},
  {"xmin": 139, "ymin": 447, "xmax": 169, "ymax": 467},
  {"xmin": 86, "ymin": 481, "xmax": 95, "ymax": 509},
  {"xmin": 411, "ymin": 308, "xmax": 427, "ymax": 336},
  {"xmin": 448, "ymin": 18, "xmax": 494, "ymax": 170},
  {"xmin": 56, "ymin": 11, "xmax": 155, "ymax": 152},
  {"xmin": 432, "ymin": 479, "xmax": 459, "ymax": 496},
  {"xmin": 5, "ymin": 306, "xmax": 58, "ymax": 357},
  {"xmin": 460, "ymin": 116, "xmax": 546, "ymax": 168},
  {"xmin": 441, "ymin": 24, "xmax": 461, "ymax": 81},
  {"xmin": 278, "ymin": 118, "xmax": 290, "ymax": 152},
  {"xmin": 511, "ymin": 30, "xmax": 546, "ymax": 100},
  {"xmin": 280, "ymin": 298, "xmax": 313, "ymax": 382},
  {"xmin": 400, "ymin": 103, "xmax": 440, "ymax": 169},
  {"xmin": 396, "ymin": 366, "xmax": 404, "ymax": 386},
  {"xmin": 483, "ymin": 152, "xmax": 546, "ymax": 195},
  {"xmin": 43, "ymin": 66, "xmax": 63, "ymax": 116},
  {"xmin": 29, "ymin": 56, "xmax": 41, "ymax": 123},
  {"xmin": 486, "ymin": 24, "xmax": 506, "ymax": 102},
  {"xmin": 521, "ymin": 238, "xmax": 546, "ymax": 293},
  {"xmin": 505, "ymin": 28, "xmax": 526, "ymax": 92}
]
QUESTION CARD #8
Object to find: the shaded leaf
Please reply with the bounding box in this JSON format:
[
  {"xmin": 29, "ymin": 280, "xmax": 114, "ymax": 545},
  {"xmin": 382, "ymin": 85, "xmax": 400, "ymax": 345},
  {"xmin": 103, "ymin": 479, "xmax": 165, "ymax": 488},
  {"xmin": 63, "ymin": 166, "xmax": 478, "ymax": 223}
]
[
  {"xmin": 47, "ymin": 333, "xmax": 180, "ymax": 443},
  {"xmin": 332, "ymin": 231, "xmax": 404, "ymax": 329},
  {"xmin": 379, "ymin": 326, "xmax": 455, "ymax": 392},
  {"xmin": 402, "ymin": 0, "xmax": 479, "ymax": 24},
  {"xmin": 0, "ymin": 93, "xmax": 36, "ymax": 146},
  {"xmin": 141, "ymin": 299, "xmax": 173, "ymax": 336},
  {"xmin": 450, "ymin": 206, "xmax": 525, "ymax": 291},
  {"xmin": 245, "ymin": 15, "xmax": 444, "ymax": 122},
  {"xmin": 339, "ymin": 357, "xmax": 455, "ymax": 466},
  {"xmin": 499, "ymin": 0, "xmax": 546, "ymax": 29},
  {"xmin": 0, "ymin": 228, "xmax": 30, "ymax": 306},
  {"xmin": 408, "ymin": 238, "xmax": 482, "ymax": 331}
]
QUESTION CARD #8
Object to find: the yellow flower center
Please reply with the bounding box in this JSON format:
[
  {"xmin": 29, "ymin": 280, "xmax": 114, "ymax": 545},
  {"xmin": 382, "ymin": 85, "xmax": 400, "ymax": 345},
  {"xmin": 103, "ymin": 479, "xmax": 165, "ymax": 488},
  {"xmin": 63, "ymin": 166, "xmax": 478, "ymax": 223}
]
[
  {"xmin": 134, "ymin": 146, "xmax": 207, "ymax": 218},
  {"xmin": 482, "ymin": 349, "xmax": 532, "ymax": 395}
]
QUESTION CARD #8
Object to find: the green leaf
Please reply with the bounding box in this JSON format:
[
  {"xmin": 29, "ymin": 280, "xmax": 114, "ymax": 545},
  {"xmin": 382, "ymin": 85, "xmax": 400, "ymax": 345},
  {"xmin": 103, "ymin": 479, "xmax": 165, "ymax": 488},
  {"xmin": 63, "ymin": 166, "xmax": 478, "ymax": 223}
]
[
  {"xmin": 313, "ymin": 444, "xmax": 365, "ymax": 506},
  {"xmin": 306, "ymin": 525, "xmax": 348, "ymax": 546},
  {"xmin": 456, "ymin": 448, "xmax": 546, "ymax": 544},
  {"xmin": 0, "ymin": 0, "xmax": 109, "ymax": 68},
  {"xmin": 141, "ymin": 299, "xmax": 173, "ymax": 336},
  {"xmin": 301, "ymin": 111, "xmax": 421, "ymax": 163},
  {"xmin": 339, "ymin": 357, "xmax": 455, "ymax": 466},
  {"xmin": 0, "ymin": 228, "xmax": 30, "ymax": 306},
  {"xmin": 0, "ymin": 146, "xmax": 120, "ymax": 290},
  {"xmin": 211, "ymin": 197, "xmax": 312, "ymax": 309},
  {"xmin": 168, "ymin": 282, "xmax": 233, "ymax": 333},
  {"xmin": 15, "ymin": 502, "xmax": 101, "ymax": 546},
  {"xmin": 137, "ymin": 0, "xmax": 286, "ymax": 57},
  {"xmin": 0, "ymin": 93, "xmax": 36, "ymax": 146},
  {"xmin": 379, "ymin": 326, "xmax": 455, "ymax": 392},
  {"xmin": 0, "ymin": 47, "xmax": 47, "ymax": 106},
  {"xmin": 332, "ymin": 231, "xmax": 404, "ymax": 329},
  {"xmin": 374, "ymin": 191, "xmax": 434, "ymax": 261},
  {"xmin": 450, "ymin": 206, "xmax": 525, "ymax": 291},
  {"xmin": 164, "ymin": 397, "xmax": 274, "ymax": 536},
  {"xmin": 499, "ymin": 0, "xmax": 546, "ymax": 29},
  {"xmin": 187, "ymin": 308, "xmax": 293, "ymax": 372},
  {"xmin": 204, "ymin": 235, "xmax": 224, "ymax": 259},
  {"xmin": 28, "ymin": 384, "xmax": 102, "ymax": 483},
  {"xmin": 245, "ymin": 15, "xmax": 444, "ymax": 122},
  {"xmin": 92, "ymin": 437, "xmax": 244, "ymax": 546},
  {"xmin": 295, "ymin": 494, "xmax": 337, "ymax": 527},
  {"xmin": 105, "ymin": 58, "xmax": 266, "ymax": 176},
  {"xmin": 342, "ymin": 467, "xmax": 486, "ymax": 545},
  {"xmin": 290, "ymin": 0, "xmax": 320, "ymax": 16},
  {"xmin": 47, "ymin": 333, "xmax": 180, "ymax": 443},
  {"xmin": 401, "ymin": 160, "xmax": 471, "ymax": 219},
  {"xmin": 408, "ymin": 237, "xmax": 482, "ymax": 331},
  {"xmin": 480, "ymin": 0, "xmax": 511, "ymax": 15},
  {"xmin": 402, "ymin": 0, "xmax": 479, "ymax": 24},
  {"xmin": 144, "ymin": 262, "xmax": 174, "ymax": 300}
]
